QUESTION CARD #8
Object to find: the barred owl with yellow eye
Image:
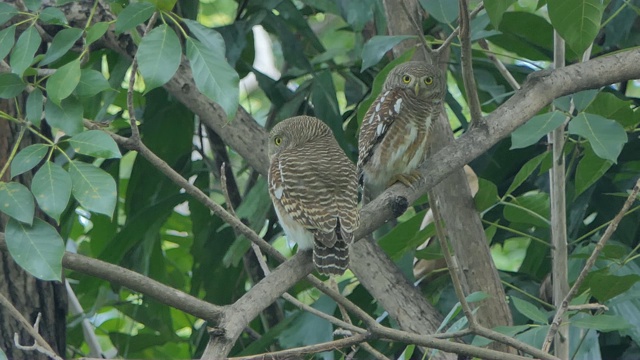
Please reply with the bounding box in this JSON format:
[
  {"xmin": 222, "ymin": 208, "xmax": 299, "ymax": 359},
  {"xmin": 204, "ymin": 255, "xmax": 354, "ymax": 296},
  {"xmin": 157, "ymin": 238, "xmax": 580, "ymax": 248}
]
[
  {"xmin": 268, "ymin": 116, "xmax": 359, "ymax": 276},
  {"xmin": 358, "ymin": 61, "xmax": 446, "ymax": 199}
]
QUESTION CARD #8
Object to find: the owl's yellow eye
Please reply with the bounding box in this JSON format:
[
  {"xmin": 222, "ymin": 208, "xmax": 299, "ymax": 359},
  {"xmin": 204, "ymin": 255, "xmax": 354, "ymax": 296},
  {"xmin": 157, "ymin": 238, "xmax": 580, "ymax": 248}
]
[
  {"xmin": 402, "ymin": 75, "xmax": 411, "ymax": 83},
  {"xmin": 274, "ymin": 136, "xmax": 282, "ymax": 146},
  {"xmin": 424, "ymin": 76, "xmax": 433, "ymax": 85}
]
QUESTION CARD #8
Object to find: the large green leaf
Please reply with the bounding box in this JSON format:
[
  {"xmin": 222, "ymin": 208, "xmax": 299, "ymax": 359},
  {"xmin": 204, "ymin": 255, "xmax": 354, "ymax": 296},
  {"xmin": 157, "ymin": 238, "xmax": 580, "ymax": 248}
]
[
  {"xmin": 38, "ymin": 7, "xmax": 67, "ymax": 25},
  {"xmin": 114, "ymin": 2, "xmax": 156, "ymax": 34},
  {"xmin": 586, "ymin": 92, "xmax": 640, "ymax": 129},
  {"xmin": 44, "ymin": 96, "xmax": 83, "ymax": 135},
  {"xmin": 5, "ymin": 218, "xmax": 64, "ymax": 281},
  {"xmin": 46, "ymin": 58, "xmax": 81, "ymax": 105},
  {"xmin": 547, "ymin": 0, "xmax": 604, "ymax": 54},
  {"xmin": 360, "ymin": 35, "xmax": 414, "ymax": 71},
  {"xmin": 137, "ymin": 24, "xmax": 181, "ymax": 92},
  {"xmin": 25, "ymin": 87, "xmax": 43, "ymax": 125},
  {"xmin": 0, "ymin": 73, "xmax": 26, "ymax": 98},
  {"xmin": 378, "ymin": 209, "xmax": 436, "ymax": 260},
  {"xmin": 571, "ymin": 314, "xmax": 632, "ymax": 332},
  {"xmin": 503, "ymin": 192, "xmax": 550, "ymax": 228},
  {"xmin": 584, "ymin": 268, "xmax": 640, "ymax": 303},
  {"xmin": 0, "ymin": 25, "xmax": 16, "ymax": 61},
  {"xmin": 0, "ymin": 3, "xmax": 18, "ymax": 26},
  {"xmin": 510, "ymin": 111, "xmax": 565, "ymax": 149},
  {"xmin": 183, "ymin": 19, "xmax": 225, "ymax": 53},
  {"xmin": 336, "ymin": 0, "xmax": 374, "ymax": 31},
  {"xmin": 511, "ymin": 296, "xmax": 548, "ymax": 324},
  {"xmin": 9, "ymin": 26, "xmax": 41, "ymax": 76},
  {"xmin": 419, "ymin": 0, "xmax": 458, "ymax": 24},
  {"xmin": 40, "ymin": 28, "xmax": 83, "ymax": 66},
  {"xmin": 66, "ymin": 130, "xmax": 122, "ymax": 159},
  {"xmin": 484, "ymin": 0, "xmax": 516, "ymax": 28},
  {"xmin": 505, "ymin": 152, "xmax": 548, "ymax": 196},
  {"xmin": 475, "ymin": 178, "xmax": 499, "ymax": 212},
  {"xmin": 10, "ymin": 144, "xmax": 48, "ymax": 178},
  {"xmin": 0, "ymin": 182, "xmax": 35, "ymax": 225},
  {"xmin": 75, "ymin": 69, "xmax": 111, "ymax": 97},
  {"xmin": 68, "ymin": 161, "xmax": 117, "ymax": 217},
  {"xmin": 85, "ymin": 22, "xmax": 110, "ymax": 45},
  {"xmin": 574, "ymin": 145, "xmax": 613, "ymax": 197},
  {"xmin": 568, "ymin": 113, "xmax": 627, "ymax": 163},
  {"xmin": 185, "ymin": 37, "xmax": 239, "ymax": 119},
  {"xmin": 31, "ymin": 162, "xmax": 72, "ymax": 223}
]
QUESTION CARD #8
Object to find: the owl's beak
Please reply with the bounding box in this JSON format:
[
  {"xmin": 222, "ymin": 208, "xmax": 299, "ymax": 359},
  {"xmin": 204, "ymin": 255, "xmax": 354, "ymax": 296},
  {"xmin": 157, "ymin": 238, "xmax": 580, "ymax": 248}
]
[{"xmin": 414, "ymin": 83, "xmax": 420, "ymax": 96}]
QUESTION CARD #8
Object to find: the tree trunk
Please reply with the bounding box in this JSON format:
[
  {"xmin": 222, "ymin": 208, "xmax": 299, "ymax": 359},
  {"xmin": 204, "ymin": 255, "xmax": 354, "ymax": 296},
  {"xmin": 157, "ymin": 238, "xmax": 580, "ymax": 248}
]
[{"xmin": 0, "ymin": 100, "xmax": 67, "ymax": 359}]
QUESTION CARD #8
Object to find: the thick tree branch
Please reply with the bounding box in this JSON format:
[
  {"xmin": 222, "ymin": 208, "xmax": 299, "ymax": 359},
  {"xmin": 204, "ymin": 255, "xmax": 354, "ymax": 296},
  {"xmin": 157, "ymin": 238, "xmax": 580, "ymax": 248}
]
[{"xmin": 0, "ymin": 234, "xmax": 225, "ymax": 323}]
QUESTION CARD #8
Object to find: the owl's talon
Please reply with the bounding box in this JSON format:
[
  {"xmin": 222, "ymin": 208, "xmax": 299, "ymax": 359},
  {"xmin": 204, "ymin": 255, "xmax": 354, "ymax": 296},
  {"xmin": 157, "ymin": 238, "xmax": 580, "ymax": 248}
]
[{"xmin": 388, "ymin": 171, "xmax": 422, "ymax": 189}]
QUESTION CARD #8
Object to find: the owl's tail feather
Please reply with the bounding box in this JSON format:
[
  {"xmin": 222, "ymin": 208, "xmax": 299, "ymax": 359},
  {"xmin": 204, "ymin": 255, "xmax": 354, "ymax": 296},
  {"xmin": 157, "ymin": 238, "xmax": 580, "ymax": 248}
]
[{"xmin": 313, "ymin": 238, "xmax": 349, "ymax": 276}]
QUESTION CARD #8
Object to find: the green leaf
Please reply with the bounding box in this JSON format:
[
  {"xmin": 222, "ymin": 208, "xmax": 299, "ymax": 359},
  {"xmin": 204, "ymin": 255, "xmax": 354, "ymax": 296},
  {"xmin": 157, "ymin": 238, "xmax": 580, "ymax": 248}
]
[
  {"xmin": 572, "ymin": 89, "xmax": 598, "ymax": 112},
  {"xmin": 67, "ymin": 130, "xmax": 121, "ymax": 159},
  {"xmin": 336, "ymin": 0, "xmax": 374, "ymax": 31},
  {"xmin": 0, "ymin": 3, "xmax": 18, "ymax": 26},
  {"xmin": 511, "ymin": 111, "xmax": 565, "ymax": 149},
  {"xmin": 0, "ymin": 73, "xmax": 26, "ymax": 99},
  {"xmin": 511, "ymin": 296, "xmax": 548, "ymax": 324},
  {"xmin": 10, "ymin": 144, "xmax": 48, "ymax": 178},
  {"xmin": 23, "ymin": 0, "xmax": 41, "ymax": 11},
  {"xmin": 574, "ymin": 146, "xmax": 613, "ymax": 197},
  {"xmin": 10, "ymin": 26, "xmax": 41, "ymax": 77},
  {"xmin": 419, "ymin": 0, "xmax": 458, "ymax": 24},
  {"xmin": 0, "ymin": 25, "xmax": 16, "ymax": 61},
  {"xmin": 586, "ymin": 92, "xmax": 640, "ymax": 129},
  {"xmin": 568, "ymin": 113, "xmax": 627, "ymax": 163},
  {"xmin": 85, "ymin": 22, "xmax": 110, "ymax": 45},
  {"xmin": 571, "ymin": 314, "xmax": 632, "ymax": 332},
  {"xmin": 0, "ymin": 182, "xmax": 35, "ymax": 225},
  {"xmin": 186, "ymin": 37, "xmax": 239, "ymax": 119},
  {"xmin": 379, "ymin": 210, "xmax": 436, "ymax": 259},
  {"xmin": 75, "ymin": 69, "xmax": 111, "ymax": 97},
  {"xmin": 360, "ymin": 35, "xmax": 414, "ymax": 71},
  {"xmin": 32, "ymin": 162, "xmax": 71, "ymax": 223},
  {"xmin": 585, "ymin": 268, "xmax": 640, "ymax": 303},
  {"xmin": 40, "ymin": 28, "xmax": 83, "ymax": 66},
  {"xmin": 115, "ymin": 2, "xmax": 156, "ymax": 34},
  {"xmin": 68, "ymin": 161, "xmax": 117, "ymax": 217},
  {"xmin": 44, "ymin": 96, "xmax": 83, "ymax": 135},
  {"xmin": 26, "ymin": 88, "xmax": 43, "ymax": 125},
  {"xmin": 484, "ymin": 0, "xmax": 516, "ymax": 28},
  {"xmin": 39, "ymin": 6, "xmax": 67, "ymax": 25},
  {"xmin": 46, "ymin": 58, "xmax": 81, "ymax": 105},
  {"xmin": 137, "ymin": 24, "xmax": 181, "ymax": 91},
  {"xmin": 506, "ymin": 152, "xmax": 548, "ymax": 195},
  {"xmin": 183, "ymin": 19, "xmax": 226, "ymax": 53},
  {"xmin": 5, "ymin": 218, "xmax": 64, "ymax": 281},
  {"xmin": 547, "ymin": 0, "xmax": 604, "ymax": 54},
  {"xmin": 503, "ymin": 192, "xmax": 550, "ymax": 228},
  {"xmin": 475, "ymin": 178, "xmax": 499, "ymax": 212}
]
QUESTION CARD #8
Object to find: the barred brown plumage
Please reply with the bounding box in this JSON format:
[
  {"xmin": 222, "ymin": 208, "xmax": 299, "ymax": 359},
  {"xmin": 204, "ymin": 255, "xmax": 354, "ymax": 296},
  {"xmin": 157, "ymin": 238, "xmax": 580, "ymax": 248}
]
[
  {"xmin": 267, "ymin": 116, "xmax": 359, "ymax": 276},
  {"xmin": 358, "ymin": 61, "xmax": 446, "ymax": 199}
]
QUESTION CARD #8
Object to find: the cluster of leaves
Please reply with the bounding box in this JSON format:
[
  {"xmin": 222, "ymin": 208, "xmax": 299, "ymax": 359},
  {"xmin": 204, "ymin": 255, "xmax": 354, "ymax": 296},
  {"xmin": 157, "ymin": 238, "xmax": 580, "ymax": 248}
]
[{"xmin": 0, "ymin": 0, "xmax": 639, "ymax": 358}]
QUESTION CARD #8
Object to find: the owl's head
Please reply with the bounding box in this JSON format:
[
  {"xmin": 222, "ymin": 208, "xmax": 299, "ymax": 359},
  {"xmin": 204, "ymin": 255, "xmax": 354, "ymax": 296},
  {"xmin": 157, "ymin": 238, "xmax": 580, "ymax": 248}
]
[
  {"xmin": 383, "ymin": 61, "xmax": 445, "ymax": 101},
  {"xmin": 268, "ymin": 116, "xmax": 333, "ymax": 158}
]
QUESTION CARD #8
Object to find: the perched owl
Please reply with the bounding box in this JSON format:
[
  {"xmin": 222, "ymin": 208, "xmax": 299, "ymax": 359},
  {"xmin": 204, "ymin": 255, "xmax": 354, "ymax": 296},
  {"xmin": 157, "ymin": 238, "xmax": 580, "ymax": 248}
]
[
  {"xmin": 358, "ymin": 61, "xmax": 446, "ymax": 199},
  {"xmin": 267, "ymin": 116, "xmax": 360, "ymax": 276}
]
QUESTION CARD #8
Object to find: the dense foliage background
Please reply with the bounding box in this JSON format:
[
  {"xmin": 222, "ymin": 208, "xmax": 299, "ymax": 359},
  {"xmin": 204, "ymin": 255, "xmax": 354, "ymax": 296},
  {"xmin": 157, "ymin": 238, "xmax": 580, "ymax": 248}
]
[{"xmin": 0, "ymin": 0, "xmax": 639, "ymax": 359}]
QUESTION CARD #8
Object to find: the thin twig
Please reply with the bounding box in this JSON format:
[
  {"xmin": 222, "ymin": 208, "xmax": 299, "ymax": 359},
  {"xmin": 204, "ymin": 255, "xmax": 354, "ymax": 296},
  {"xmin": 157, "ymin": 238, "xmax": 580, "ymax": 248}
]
[
  {"xmin": 0, "ymin": 293, "xmax": 63, "ymax": 360},
  {"xmin": 398, "ymin": 0, "xmax": 432, "ymax": 57},
  {"xmin": 437, "ymin": 2, "xmax": 484, "ymax": 53},
  {"xmin": 458, "ymin": 0, "xmax": 482, "ymax": 123},
  {"xmin": 227, "ymin": 333, "xmax": 370, "ymax": 360},
  {"xmin": 478, "ymin": 39, "xmax": 520, "ymax": 90},
  {"xmin": 542, "ymin": 177, "xmax": 640, "ymax": 352}
]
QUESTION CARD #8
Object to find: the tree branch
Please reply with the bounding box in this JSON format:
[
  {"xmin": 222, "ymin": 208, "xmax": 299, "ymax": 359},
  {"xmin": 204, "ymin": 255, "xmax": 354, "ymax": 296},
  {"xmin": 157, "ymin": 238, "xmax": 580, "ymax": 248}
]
[
  {"xmin": 458, "ymin": 0, "xmax": 482, "ymax": 123},
  {"xmin": 542, "ymin": 177, "xmax": 640, "ymax": 352}
]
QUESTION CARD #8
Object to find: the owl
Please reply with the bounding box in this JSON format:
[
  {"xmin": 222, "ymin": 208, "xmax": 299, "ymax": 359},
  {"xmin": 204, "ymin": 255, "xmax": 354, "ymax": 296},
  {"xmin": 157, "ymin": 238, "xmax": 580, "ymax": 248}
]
[
  {"xmin": 267, "ymin": 116, "xmax": 360, "ymax": 276},
  {"xmin": 357, "ymin": 61, "xmax": 446, "ymax": 199}
]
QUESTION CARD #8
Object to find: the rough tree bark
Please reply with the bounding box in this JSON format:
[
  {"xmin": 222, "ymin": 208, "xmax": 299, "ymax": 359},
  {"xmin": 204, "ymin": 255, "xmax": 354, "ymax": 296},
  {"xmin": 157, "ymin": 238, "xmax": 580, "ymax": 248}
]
[{"xmin": 0, "ymin": 101, "xmax": 67, "ymax": 359}]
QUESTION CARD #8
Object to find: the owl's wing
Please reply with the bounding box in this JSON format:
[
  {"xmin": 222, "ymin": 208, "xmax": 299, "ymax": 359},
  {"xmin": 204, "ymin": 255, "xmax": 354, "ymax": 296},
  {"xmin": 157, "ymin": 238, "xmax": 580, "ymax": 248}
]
[
  {"xmin": 357, "ymin": 87, "xmax": 404, "ymax": 180},
  {"xmin": 268, "ymin": 152, "xmax": 339, "ymax": 245}
]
